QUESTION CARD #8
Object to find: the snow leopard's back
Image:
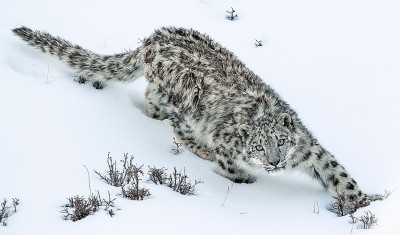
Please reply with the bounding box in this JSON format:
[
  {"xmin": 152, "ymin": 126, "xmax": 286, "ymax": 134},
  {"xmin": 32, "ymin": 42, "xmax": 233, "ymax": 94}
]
[
  {"xmin": 142, "ymin": 27, "xmax": 264, "ymax": 89},
  {"xmin": 141, "ymin": 27, "xmax": 292, "ymax": 124}
]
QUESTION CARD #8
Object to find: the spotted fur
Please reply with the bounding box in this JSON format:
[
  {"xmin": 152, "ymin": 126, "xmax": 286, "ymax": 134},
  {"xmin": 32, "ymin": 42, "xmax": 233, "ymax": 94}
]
[{"xmin": 12, "ymin": 26, "xmax": 383, "ymax": 213}]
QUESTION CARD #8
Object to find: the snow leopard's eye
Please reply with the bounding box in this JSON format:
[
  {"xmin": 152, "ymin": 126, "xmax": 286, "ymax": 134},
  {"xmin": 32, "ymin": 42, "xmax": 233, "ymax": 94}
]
[
  {"xmin": 255, "ymin": 145, "xmax": 263, "ymax": 151},
  {"xmin": 277, "ymin": 139, "xmax": 285, "ymax": 146}
]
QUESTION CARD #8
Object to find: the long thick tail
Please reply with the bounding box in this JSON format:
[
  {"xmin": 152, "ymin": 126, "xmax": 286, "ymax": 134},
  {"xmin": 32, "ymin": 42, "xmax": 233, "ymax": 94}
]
[{"xmin": 12, "ymin": 26, "xmax": 143, "ymax": 82}]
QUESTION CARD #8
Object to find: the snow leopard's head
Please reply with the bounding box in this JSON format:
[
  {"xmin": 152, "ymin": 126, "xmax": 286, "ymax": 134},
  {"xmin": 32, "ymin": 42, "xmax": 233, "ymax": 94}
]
[{"xmin": 239, "ymin": 113, "xmax": 299, "ymax": 173}]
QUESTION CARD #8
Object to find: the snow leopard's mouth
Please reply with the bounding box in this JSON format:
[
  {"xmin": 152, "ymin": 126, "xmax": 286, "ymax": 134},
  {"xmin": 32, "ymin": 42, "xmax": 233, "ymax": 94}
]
[
  {"xmin": 262, "ymin": 156, "xmax": 292, "ymax": 174},
  {"xmin": 264, "ymin": 165, "xmax": 286, "ymax": 176},
  {"xmin": 264, "ymin": 164, "xmax": 286, "ymax": 172}
]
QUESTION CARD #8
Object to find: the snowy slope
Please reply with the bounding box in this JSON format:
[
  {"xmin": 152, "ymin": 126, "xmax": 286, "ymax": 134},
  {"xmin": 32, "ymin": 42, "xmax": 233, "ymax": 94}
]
[{"xmin": 1, "ymin": 0, "xmax": 400, "ymax": 234}]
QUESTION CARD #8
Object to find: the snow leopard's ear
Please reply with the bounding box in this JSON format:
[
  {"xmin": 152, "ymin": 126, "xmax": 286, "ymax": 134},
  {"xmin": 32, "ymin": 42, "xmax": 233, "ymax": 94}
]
[
  {"xmin": 238, "ymin": 124, "xmax": 251, "ymax": 139},
  {"xmin": 277, "ymin": 113, "xmax": 294, "ymax": 130}
]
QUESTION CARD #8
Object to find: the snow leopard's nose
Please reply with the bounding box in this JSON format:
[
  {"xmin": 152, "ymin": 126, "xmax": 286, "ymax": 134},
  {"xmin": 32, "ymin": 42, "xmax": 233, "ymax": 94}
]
[{"xmin": 268, "ymin": 159, "xmax": 280, "ymax": 167}]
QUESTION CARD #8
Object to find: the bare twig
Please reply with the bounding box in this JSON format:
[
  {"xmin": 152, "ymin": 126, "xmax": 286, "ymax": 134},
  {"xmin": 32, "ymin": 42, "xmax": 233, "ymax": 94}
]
[
  {"xmin": 172, "ymin": 138, "xmax": 183, "ymax": 155},
  {"xmin": 222, "ymin": 182, "xmax": 234, "ymax": 207},
  {"xmin": 83, "ymin": 165, "xmax": 92, "ymax": 195}
]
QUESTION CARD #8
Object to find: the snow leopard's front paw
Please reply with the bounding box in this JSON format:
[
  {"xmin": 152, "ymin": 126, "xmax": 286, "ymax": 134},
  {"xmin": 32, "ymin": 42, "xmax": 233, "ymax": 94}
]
[
  {"xmin": 365, "ymin": 194, "xmax": 385, "ymax": 203},
  {"xmin": 331, "ymin": 192, "xmax": 385, "ymax": 216},
  {"xmin": 346, "ymin": 193, "xmax": 384, "ymax": 214}
]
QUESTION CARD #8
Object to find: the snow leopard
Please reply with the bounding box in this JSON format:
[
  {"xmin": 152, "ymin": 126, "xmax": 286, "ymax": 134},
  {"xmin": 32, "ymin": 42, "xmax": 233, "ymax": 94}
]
[{"xmin": 12, "ymin": 26, "xmax": 384, "ymax": 213}]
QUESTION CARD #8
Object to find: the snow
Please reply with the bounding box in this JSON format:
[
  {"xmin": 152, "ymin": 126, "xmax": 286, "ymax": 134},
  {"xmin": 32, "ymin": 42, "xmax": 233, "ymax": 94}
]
[{"xmin": 1, "ymin": 0, "xmax": 400, "ymax": 234}]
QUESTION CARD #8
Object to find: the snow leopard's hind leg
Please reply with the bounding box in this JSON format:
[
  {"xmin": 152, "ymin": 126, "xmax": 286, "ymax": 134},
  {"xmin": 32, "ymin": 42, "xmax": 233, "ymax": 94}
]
[{"xmin": 144, "ymin": 82, "xmax": 168, "ymax": 120}]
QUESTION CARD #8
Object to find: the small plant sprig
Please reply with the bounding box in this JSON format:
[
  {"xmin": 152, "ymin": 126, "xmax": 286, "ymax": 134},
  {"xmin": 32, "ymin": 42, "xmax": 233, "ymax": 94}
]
[
  {"xmin": 92, "ymin": 81, "xmax": 104, "ymax": 90},
  {"xmin": 12, "ymin": 198, "xmax": 19, "ymax": 213},
  {"xmin": 359, "ymin": 211, "xmax": 378, "ymax": 229},
  {"xmin": 166, "ymin": 167, "xmax": 203, "ymax": 195},
  {"xmin": 61, "ymin": 191, "xmax": 117, "ymax": 221},
  {"xmin": 255, "ymin": 40, "xmax": 263, "ymax": 47},
  {"xmin": 383, "ymin": 189, "xmax": 393, "ymax": 199},
  {"xmin": 138, "ymin": 37, "xmax": 146, "ymax": 44},
  {"xmin": 172, "ymin": 138, "xmax": 183, "ymax": 155},
  {"xmin": 0, "ymin": 198, "xmax": 20, "ymax": 226},
  {"xmin": 122, "ymin": 184, "xmax": 151, "ymax": 201},
  {"xmin": 94, "ymin": 153, "xmax": 135, "ymax": 187},
  {"xmin": 122, "ymin": 47, "xmax": 132, "ymax": 53},
  {"xmin": 61, "ymin": 193, "xmax": 100, "ymax": 222},
  {"xmin": 95, "ymin": 153, "xmax": 151, "ymax": 201},
  {"xmin": 328, "ymin": 192, "xmax": 347, "ymax": 216},
  {"xmin": 226, "ymin": 7, "xmax": 238, "ymax": 21},
  {"xmin": 148, "ymin": 166, "xmax": 168, "ymax": 185},
  {"xmin": 0, "ymin": 199, "xmax": 10, "ymax": 226},
  {"xmin": 349, "ymin": 211, "xmax": 378, "ymax": 230},
  {"xmin": 121, "ymin": 164, "xmax": 151, "ymax": 200},
  {"xmin": 103, "ymin": 191, "xmax": 118, "ymax": 217},
  {"xmin": 74, "ymin": 75, "xmax": 88, "ymax": 84},
  {"xmin": 349, "ymin": 212, "xmax": 358, "ymax": 224}
]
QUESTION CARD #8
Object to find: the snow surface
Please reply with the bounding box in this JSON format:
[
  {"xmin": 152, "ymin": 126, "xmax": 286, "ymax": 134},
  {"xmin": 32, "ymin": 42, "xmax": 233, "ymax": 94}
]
[{"xmin": 1, "ymin": 0, "xmax": 400, "ymax": 234}]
